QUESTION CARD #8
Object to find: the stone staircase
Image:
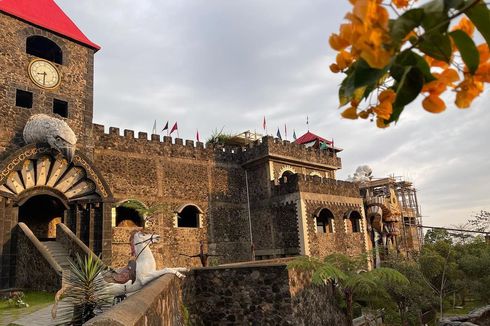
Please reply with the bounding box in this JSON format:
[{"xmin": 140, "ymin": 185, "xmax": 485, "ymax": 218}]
[{"xmin": 41, "ymin": 241, "xmax": 73, "ymax": 271}]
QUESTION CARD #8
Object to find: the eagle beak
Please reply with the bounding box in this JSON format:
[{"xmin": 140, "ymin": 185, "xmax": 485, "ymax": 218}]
[{"xmin": 61, "ymin": 146, "xmax": 76, "ymax": 162}]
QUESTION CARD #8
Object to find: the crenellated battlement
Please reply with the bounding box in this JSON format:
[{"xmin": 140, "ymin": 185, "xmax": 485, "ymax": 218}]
[
  {"xmin": 242, "ymin": 136, "xmax": 342, "ymax": 169},
  {"xmin": 272, "ymin": 173, "xmax": 360, "ymax": 198},
  {"xmin": 92, "ymin": 124, "xmax": 342, "ymax": 168}
]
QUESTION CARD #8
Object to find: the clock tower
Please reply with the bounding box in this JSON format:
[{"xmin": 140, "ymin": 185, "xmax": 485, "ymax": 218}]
[{"xmin": 0, "ymin": 0, "xmax": 100, "ymax": 160}]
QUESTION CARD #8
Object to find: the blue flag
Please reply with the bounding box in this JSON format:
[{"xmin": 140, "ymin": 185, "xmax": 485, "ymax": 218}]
[
  {"xmin": 276, "ymin": 128, "xmax": 282, "ymax": 140},
  {"xmin": 162, "ymin": 121, "xmax": 169, "ymax": 131},
  {"xmin": 293, "ymin": 130, "xmax": 297, "ymax": 140}
]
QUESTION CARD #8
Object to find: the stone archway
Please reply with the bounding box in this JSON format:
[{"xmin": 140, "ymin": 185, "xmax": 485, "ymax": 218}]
[{"xmin": 0, "ymin": 144, "xmax": 114, "ymax": 288}]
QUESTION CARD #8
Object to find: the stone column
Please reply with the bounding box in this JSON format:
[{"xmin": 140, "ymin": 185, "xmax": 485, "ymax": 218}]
[{"xmin": 101, "ymin": 202, "xmax": 112, "ymax": 265}]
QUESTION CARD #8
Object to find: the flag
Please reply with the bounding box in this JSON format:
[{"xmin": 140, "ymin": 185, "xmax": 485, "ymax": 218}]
[
  {"xmin": 170, "ymin": 122, "xmax": 178, "ymax": 135},
  {"xmin": 262, "ymin": 116, "xmax": 267, "ymax": 131},
  {"xmin": 196, "ymin": 130, "xmax": 200, "ymax": 142},
  {"xmin": 306, "ymin": 116, "xmax": 309, "ymax": 131},
  {"xmin": 276, "ymin": 128, "xmax": 282, "ymax": 140},
  {"xmin": 161, "ymin": 121, "xmax": 169, "ymax": 132},
  {"xmin": 152, "ymin": 120, "xmax": 157, "ymax": 134},
  {"xmin": 284, "ymin": 124, "xmax": 287, "ymax": 139},
  {"xmin": 293, "ymin": 130, "xmax": 297, "ymax": 140}
]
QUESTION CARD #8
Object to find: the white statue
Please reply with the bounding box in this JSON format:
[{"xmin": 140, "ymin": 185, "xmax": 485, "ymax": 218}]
[
  {"xmin": 23, "ymin": 114, "xmax": 77, "ymax": 162},
  {"xmin": 347, "ymin": 165, "xmax": 373, "ymax": 183},
  {"xmin": 52, "ymin": 231, "xmax": 188, "ymax": 318}
]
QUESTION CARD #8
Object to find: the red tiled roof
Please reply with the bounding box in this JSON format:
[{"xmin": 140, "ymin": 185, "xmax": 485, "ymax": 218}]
[
  {"xmin": 294, "ymin": 131, "xmax": 332, "ymax": 145},
  {"xmin": 0, "ymin": 0, "xmax": 100, "ymax": 50}
]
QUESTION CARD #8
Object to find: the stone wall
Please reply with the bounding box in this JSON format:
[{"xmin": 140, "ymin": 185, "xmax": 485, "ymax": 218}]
[
  {"xmin": 182, "ymin": 262, "xmax": 349, "ymax": 325},
  {"xmin": 15, "ymin": 223, "xmax": 62, "ymax": 292},
  {"xmin": 0, "ymin": 13, "xmax": 95, "ymax": 160},
  {"xmin": 84, "ymin": 274, "xmax": 183, "ymax": 326},
  {"xmin": 92, "ymin": 128, "xmax": 251, "ymax": 268}
]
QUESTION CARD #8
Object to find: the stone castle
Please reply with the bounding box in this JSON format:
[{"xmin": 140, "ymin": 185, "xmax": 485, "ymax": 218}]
[{"xmin": 0, "ymin": 0, "xmax": 422, "ymax": 289}]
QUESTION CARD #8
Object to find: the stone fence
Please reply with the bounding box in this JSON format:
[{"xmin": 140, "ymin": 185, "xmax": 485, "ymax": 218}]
[
  {"xmin": 84, "ymin": 274, "xmax": 183, "ymax": 326},
  {"xmin": 82, "ymin": 260, "xmax": 349, "ymax": 325},
  {"xmin": 183, "ymin": 261, "xmax": 349, "ymax": 325}
]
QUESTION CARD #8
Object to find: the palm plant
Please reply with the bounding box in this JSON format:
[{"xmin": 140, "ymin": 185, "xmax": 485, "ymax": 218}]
[
  {"xmin": 53, "ymin": 253, "xmax": 112, "ymax": 325},
  {"xmin": 288, "ymin": 253, "xmax": 409, "ymax": 326},
  {"xmin": 119, "ymin": 200, "xmax": 167, "ymax": 228}
]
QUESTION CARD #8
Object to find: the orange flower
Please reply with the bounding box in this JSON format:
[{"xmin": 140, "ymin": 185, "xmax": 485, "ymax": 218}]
[
  {"xmin": 356, "ymin": 28, "xmax": 392, "ymax": 68},
  {"xmin": 475, "ymin": 62, "xmax": 490, "ymax": 83},
  {"xmin": 455, "ymin": 75, "xmax": 484, "ymax": 108},
  {"xmin": 378, "ymin": 89, "xmax": 396, "ymax": 102},
  {"xmin": 452, "ymin": 17, "xmax": 475, "ymax": 37},
  {"xmin": 329, "ymin": 33, "xmax": 350, "ymax": 51},
  {"xmin": 422, "ymin": 94, "xmax": 446, "ymax": 113},
  {"xmin": 336, "ymin": 50, "xmax": 353, "ymax": 70},
  {"xmin": 422, "ymin": 80, "xmax": 446, "ymax": 95},
  {"xmin": 425, "ymin": 56, "xmax": 449, "ymax": 69},
  {"xmin": 392, "ymin": 0, "xmax": 410, "ymax": 9},
  {"xmin": 376, "ymin": 117, "xmax": 389, "ymax": 128},
  {"xmin": 358, "ymin": 110, "xmax": 370, "ymax": 119},
  {"xmin": 477, "ymin": 43, "xmax": 489, "ymax": 64},
  {"xmin": 341, "ymin": 106, "xmax": 359, "ymax": 119},
  {"xmin": 330, "ymin": 63, "xmax": 341, "ymax": 73},
  {"xmin": 373, "ymin": 101, "xmax": 393, "ymax": 120}
]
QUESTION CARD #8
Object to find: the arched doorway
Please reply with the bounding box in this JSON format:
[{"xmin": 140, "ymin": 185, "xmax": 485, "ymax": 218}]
[
  {"xmin": 0, "ymin": 145, "xmax": 114, "ymax": 288},
  {"xmin": 115, "ymin": 203, "xmax": 144, "ymax": 227},
  {"xmin": 18, "ymin": 194, "xmax": 66, "ymax": 240}
]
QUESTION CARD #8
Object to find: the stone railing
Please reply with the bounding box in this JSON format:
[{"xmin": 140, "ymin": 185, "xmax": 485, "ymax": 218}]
[
  {"xmin": 16, "ymin": 222, "xmax": 62, "ymax": 291},
  {"xmin": 56, "ymin": 223, "xmax": 104, "ymax": 266},
  {"xmin": 84, "ymin": 274, "xmax": 183, "ymax": 326}
]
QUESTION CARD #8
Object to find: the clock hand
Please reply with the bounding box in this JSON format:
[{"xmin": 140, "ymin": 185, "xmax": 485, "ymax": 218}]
[{"xmin": 37, "ymin": 71, "xmax": 47, "ymax": 85}]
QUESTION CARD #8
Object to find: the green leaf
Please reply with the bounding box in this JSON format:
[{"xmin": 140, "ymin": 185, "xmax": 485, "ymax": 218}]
[
  {"xmin": 444, "ymin": 0, "xmax": 465, "ymax": 10},
  {"xmin": 417, "ymin": 33, "xmax": 452, "ymax": 62},
  {"xmin": 338, "ymin": 59, "xmax": 388, "ymax": 106},
  {"xmin": 387, "ymin": 66, "xmax": 425, "ymax": 123},
  {"xmin": 465, "ymin": 1, "xmax": 490, "ymax": 46},
  {"xmin": 390, "ymin": 9, "xmax": 425, "ymax": 46},
  {"xmin": 422, "ymin": 0, "xmax": 450, "ymax": 33},
  {"xmin": 450, "ymin": 30, "xmax": 480, "ymax": 74},
  {"xmin": 394, "ymin": 50, "xmax": 436, "ymax": 82}
]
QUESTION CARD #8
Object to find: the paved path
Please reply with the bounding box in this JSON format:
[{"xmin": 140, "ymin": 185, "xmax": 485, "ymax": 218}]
[{"xmin": 9, "ymin": 301, "xmax": 72, "ymax": 326}]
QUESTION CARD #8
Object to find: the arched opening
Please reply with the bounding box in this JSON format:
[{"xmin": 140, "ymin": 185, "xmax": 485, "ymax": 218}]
[
  {"xmin": 115, "ymin": 205, "xmax": 144, "ymax": 227},
  {"xmin": 177, "ymin": 205, "xmax": 200, "ymax": 228},
  {"xmin": 26, "ymin": 36, "xmax": 63, "ymax": 64},
  {"xmin": 316, "ymin": 208, "xmax": 334, "ymax": 234},
  {"xmin": 346, "ymin": 210, "xmax": 362, "ymax": 233},
  {"xmin": 18, "ymin": 194, "xmax": 66, "ymax": 240},
  {"xmin": 281, "ymin": 170, "xmax": 294, "ymax": 178}
]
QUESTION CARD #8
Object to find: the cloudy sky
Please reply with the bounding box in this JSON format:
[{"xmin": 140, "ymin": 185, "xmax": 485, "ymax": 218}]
[{"xmin": 57, "ymin": 0, "xmax": 490, "ymax": 228}]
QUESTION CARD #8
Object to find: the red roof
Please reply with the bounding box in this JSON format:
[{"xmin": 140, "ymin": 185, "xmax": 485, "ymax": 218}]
[
  {"xmin": 0, "ymin": 0, "xmax": 100, "ymax": 50},
  {"xmin": 295, "ymin": 131, "xmax": 332, "ymax": 145}
]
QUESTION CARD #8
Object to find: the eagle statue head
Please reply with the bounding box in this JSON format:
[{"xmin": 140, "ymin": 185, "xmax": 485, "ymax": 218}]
[{"xmin": 23, "ymin": 114, "xmax": 78, "ymax": 162}]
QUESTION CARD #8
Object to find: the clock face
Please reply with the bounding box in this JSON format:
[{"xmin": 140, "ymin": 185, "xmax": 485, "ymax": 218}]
[{"xmin": 28, "ymin": 59, "xmax": 61, "ymax": 89}]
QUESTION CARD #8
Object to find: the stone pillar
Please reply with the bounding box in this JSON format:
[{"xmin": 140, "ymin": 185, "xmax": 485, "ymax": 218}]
[
  {"xmin": 0, "ymin": 197, "xmax": 6, "ymax": 287},
  {"xmin": 1, "ymin": 200, "xmax": 18, "ymax": 288},
  {"xmin": 101, "ymin": 202, "xmax": 112, "ymax": 265},
  {"xmin": 89, "ymin": 204, "xmax": 95, "ymax": 250}
]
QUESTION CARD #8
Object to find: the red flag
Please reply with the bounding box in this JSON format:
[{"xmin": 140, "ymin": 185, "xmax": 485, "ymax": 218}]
[
  {"xmin": 196, "ymin": 130, "xmax": 200, "ymax": 142},
  {"xmin": 170, "ymin": 122, "xmax": 178, "ymax": 135},
  {"xmin": 262, "ymin": 116, "xmax": 266, "ymax": 131}
]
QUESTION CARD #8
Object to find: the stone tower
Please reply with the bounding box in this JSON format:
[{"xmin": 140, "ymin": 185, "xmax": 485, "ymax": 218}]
[{"xmin": 0, "ymin": 0, "xmax": 100, "ymax": 159}]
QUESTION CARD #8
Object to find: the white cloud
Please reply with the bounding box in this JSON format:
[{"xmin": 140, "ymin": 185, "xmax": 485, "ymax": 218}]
[{"xmin": 57, "ymin": 0, "xmax": 490, "ymax": 226}]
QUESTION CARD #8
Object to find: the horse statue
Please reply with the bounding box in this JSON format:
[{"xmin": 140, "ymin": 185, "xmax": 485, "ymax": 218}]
[{"xmin": 52, "ymin": 230, "xmax": 188, "ymax": 318}]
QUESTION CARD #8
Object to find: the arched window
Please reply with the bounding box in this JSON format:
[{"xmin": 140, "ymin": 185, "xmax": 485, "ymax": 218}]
[
  {"xmin": 26, "ymin": 36, "xmax": 63, "ymax": 64},
  {"xmin": 115, "ymin": 201, "xmax": 144, "ymax": 227},
  {"xmin": 281, "ymin": 170, "xmax": 294, "ymax": 178},
  {"xmin": 177, "ymin": 204, "xmax": 202, "ymax": 228},
  {"xmin": 346, "ymin": 210, "xmax": 362, "ymax": 233},
  {"xmin": 316, "ymin": 208, "xmax": 334, "ymax": 233}
]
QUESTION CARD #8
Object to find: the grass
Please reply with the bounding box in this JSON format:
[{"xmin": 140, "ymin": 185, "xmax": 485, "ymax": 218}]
[
  {"xmin": 443, "ymin": 299, "xmax": 483, "ymax": 316},
  {"xmin": 0, "ymin": 291, "xmax": 55, "ymax": 325}
]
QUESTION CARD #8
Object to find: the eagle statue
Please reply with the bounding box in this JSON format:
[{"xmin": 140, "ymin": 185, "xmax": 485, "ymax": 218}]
[{"xmin": 23, "ymin": 114, "xmax": 77, "ymax": 162}]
